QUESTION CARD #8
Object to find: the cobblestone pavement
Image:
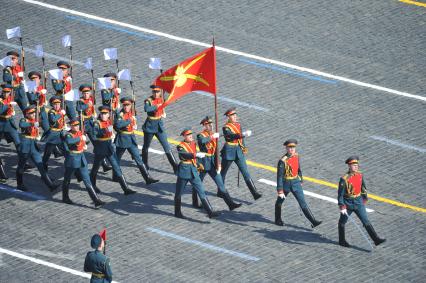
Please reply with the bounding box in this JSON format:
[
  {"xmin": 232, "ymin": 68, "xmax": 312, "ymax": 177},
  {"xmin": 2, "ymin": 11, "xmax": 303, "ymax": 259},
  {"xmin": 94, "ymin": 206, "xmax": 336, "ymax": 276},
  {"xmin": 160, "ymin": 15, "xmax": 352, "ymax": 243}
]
[{"xmin": 0, "ymin": 1, "xmax": 425, "ymax": 282}]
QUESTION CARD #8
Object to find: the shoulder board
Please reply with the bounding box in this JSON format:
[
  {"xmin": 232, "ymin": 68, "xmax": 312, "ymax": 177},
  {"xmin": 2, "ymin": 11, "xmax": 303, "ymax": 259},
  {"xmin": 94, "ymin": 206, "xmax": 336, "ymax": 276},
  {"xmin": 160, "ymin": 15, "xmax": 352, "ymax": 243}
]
[{"xmin": 280, "ymin": 154, "xmax": 288, "ymax": 162}]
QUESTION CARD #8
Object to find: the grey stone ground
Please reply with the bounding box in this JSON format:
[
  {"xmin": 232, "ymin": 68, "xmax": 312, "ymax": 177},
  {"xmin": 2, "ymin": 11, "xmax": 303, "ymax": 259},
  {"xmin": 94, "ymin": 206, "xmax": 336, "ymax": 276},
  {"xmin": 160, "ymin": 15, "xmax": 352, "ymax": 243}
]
[{"xmin": 0, "ymin": 0, "xmax": 425, "ymax": 282}]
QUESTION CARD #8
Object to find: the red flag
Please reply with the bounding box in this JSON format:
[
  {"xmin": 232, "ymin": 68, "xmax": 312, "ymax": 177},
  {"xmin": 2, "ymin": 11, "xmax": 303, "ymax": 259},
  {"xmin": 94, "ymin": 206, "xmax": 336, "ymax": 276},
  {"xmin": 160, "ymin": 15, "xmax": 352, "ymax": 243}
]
[
  {"xmin": 99, "ymin": 228, "xmax": 107, "ymax": 241},
  {"xmin": 154, "ymin": 46, "xmax": 216, "ymax": 111}
]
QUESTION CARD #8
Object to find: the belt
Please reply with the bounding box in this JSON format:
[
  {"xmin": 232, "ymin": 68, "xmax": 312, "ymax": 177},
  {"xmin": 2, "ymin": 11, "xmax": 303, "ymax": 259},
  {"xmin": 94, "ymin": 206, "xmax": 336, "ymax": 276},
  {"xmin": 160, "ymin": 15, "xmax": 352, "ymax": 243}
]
[
  {"xmin": 119, "ymin": 131, "xmax": 134, "ymax": 135},
  {"xmin": 23, "ymin": 135, "xmax": 37, "ymax": 139},
  {"xmin": 226, "ymin": 142, "xmax": 239, "ymax": 146},
  {"xmin": 0, "ymin": 115, "xmax": 12, "ymax": 119},
  {"xmin": 97, "ymin": 137, "xmax": 112, "ymax": 141},
  {"xmin": 205, "ymin": 153, "xmax": 213, "ymax": 157},
  {"xmin": 50, "ymin": 128, "xmax": 63, "ymax": 132},
  {"xmin": 344, "ymin": 194, "xmax": 362, "ymax": 199},
  {"xmin": 284, "ymin": 176, "xmax": 299, "ymax": 180},
  {"xmin": 148, "ymin": 116, "xmax": 161, "ymax": 120},
  {"xmin": 70, "ymin": 150, "xmax": 84, "ymax": 154},
  {"xmin": 91, "ymin": 273, "xmax": 105, "ymax": 279},
  {"xmin": 180, "ymin": 160, "xmax": 195, "ymax": 164},
  {"xmin": 82, "ymin": 115, "xmax": 93, "ymax": 120}
]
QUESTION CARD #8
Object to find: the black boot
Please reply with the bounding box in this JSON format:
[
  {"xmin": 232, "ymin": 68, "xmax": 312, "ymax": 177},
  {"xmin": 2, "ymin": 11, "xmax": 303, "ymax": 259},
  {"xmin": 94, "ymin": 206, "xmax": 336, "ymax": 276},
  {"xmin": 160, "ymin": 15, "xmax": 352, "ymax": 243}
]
[
  {"xmin": 222, "ymin": 191, "xmax": 242, "ymax": 211},
  {"xmin": 41, "ymin": 173, "xmax": 60, "ymax": 192},
  {"xmin": 112, "ymin": 171, "xmax": 120, "ymax": 182},
  {"xmin": 24, "ymin": 162, "xmax": 35, "ymax": 171},
  {"xmin": 138, "ymin": 163, "xmax": 159, "ymax": 185},
  {"xmin": 141, "ymin": 148, "xmax": 149, "ymax": 170},
  {"xmin": 201, "ymin": 198, "xmax": 221, "ymax": 218},
  {"xmin": 86, "ymin": 184, "xmax": 105, "ymax": 207},
  {"xmin": 174, "ymin": 197, "xmax": 185, "ymax": 218},
  {"xmin": 90, "ymin": 171, "xmax": 102, "ymax": 194},
  {"xmin": 365, "ymin": 224, "xmax": 386, "ymax": 246},
  {"xmin": 216, "ymin": 189, "xmax": 225, "ymax": 198},
  {"xmin": 275, "ymin": 198, "xmax": 284, "ymax": 226},
  {"xmin": 102, "ymin": 159, "xmax": 112, "ymax": 172},
  {"xmin": 16, "ymin": 171, "xmax": 27, "ymax": 191},
  {"xmin": 302, "ymin": 207, "xmax": 322, "ymax": 228},
  {"xmin": 53, "ymin": 146, "xmax": 63, "ymax": 158},
  {"xmin": 62, "ymin": 180, "xmax": 73, "ymax": 204},
  {"xmin": 75, "ymin": 170, "xmax": 83, "ymax": 183},
  {"xmin": 118, "ymin": 175, "xmax": 136, "ymax": 195},
  {"xmin": 0, "ymin": 160, "xmax": 8, "ymax": 181},
  {"xmin": 165, "ymin": 152, "xmax": 178, "ymax": 173},
  {"xmin": 338, "ymin": 224, "xmax": 350, "ymax": 247},
  {"xmin": 192, "ymin": 189, "xmax": 202, "ymax": 208},
  {"xmin": 247, "ymin": 179, "xmax": 262, "ymax": 200}
]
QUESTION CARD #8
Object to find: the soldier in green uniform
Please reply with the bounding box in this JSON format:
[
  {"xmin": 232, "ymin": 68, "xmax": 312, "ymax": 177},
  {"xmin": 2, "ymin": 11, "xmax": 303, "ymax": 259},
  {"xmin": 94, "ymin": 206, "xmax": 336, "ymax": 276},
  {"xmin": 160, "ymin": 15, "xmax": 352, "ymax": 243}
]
[
  {"xmin": 100, "ymin": 72, "xmax": 121, "ymax": 115},
  {"xmin": 62, "ymin": 119, "xmax": 105, "ymax": 207},
  {"xmin": 114, "ymin": 97, "xmax": 159, "ymax": 185},
  {"xmin": 275, "ymin": 139, "xmax": 322, "ymax": 227},
  {"xmin": 90, "ymin": 105, "xmax": 135, "ymax": 195},
  {"xmin": 220, "ymin": 107, "xmax": 262, "ymax": 200},
  {"xmin": 338, "ymin": 156, "xmax": 386, "ymax": 247},
  {"xmin": 84, "ymin": 234, "xmax": 113, "ymax": 283},
  {"xmin": 175, "ymin": 128, "xmax": 220, "ymax": 219},
  {"xmin": 141, "ymin": 85, "xmax": 178, "ymax": 172},
  {"xmin": 51, "ymin": 60, "xmax": 76, "ymax": 120},
  {"xmin": 25, "ymin": 71, "xmax": 49, "ymax": 132},
  {"xmin": 192, "ymin": 116, "xmax": 241, "ymax": 210},
  {"xmin": 0, "ymin": 84, "xmax": 20, "ymax": 149},
  {"xmin": 2, "ymin": 51, "xmax": 28, "ymax": 111},
  {"xmin": 16, "ymin": 105, "xmax": 59, "ymax": 192}
]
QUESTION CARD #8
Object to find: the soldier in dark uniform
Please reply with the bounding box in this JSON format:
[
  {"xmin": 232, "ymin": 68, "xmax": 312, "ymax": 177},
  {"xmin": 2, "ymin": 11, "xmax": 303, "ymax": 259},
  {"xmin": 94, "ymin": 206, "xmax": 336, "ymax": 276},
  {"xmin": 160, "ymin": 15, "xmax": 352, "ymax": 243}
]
[
  {"xmin": 338, "ymin": 156, "xmax": 386, "ymax": 247},
  {"xmin": 0, "ymin": 84, "xmax": 20, "ymax": 149},
  {"xmin": 275, "ymin": 139, "xmax": 322, "ymax": 227},
  {"xmin": 114, "ymin": 97, "xmax": 159, "ymax": 185},
  {"xmin": 2, "ymin": 51, "xmax": 28, "ymax": 111},
  {"xmin": 26, "ymin": 71, "xmax": 49, "ymax": 132},
  {"xmin": 192, "ymin": 116, "xmax": 241, "ymax": 210},
  {"xmin": 84, "ymin": 234, "xmax": 113, "ymax": 283},
  {"xmin": 90, "ymin": 105, "xmax": 135, "ymax": 195},
  {"xmin": 42, "ymin": 96, "xmax": 66, "ymax": 171},
  {"xmin": 141, "ymin": 85, "xmax": 178, "ymax": 172},
  {"xmin": 175, "ymin": 128, "xmax": 220, "ymax": 219},
  {"xmin": 100, "ymin": 73, "xmax": 120, "ymax": 116},
  {"xmin": 220, "ymin": 107, "xmax": 262, "ymax": 200},
  {"xmin": 16, "ymin": 105, "xmax": 59, "ymax": 191},
  {"xmin": 51, "ymin": 60, "xmax": 76, "ymax": 120},
  {"xmin": 62, "ymin": 119, "xmax": 105, "ymax": 207},
  {"xmin": 0, "ymin": 158, "xmax": 8, "ymax": 183}
]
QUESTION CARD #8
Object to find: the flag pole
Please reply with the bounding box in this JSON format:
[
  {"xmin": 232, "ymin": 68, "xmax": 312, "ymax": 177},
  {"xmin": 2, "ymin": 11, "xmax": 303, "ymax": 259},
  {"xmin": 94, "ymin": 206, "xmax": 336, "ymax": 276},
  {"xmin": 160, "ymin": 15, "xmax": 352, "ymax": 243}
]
[
  {"xmin": 42, "ymin": 56, "xmax": 47, "ymax": 88},
  {"xmin": 69, "ymin": 45, "xmax": 73, "ymax": 77},
  {"xmin": 115, "ymin": 59, "xmax": 120, "ymax": 87},
  {"xmin": 19, "ymin": 37, "xmax": 25, "ymax": 72},
  {"xmin": 90, "ymin": 69, "xmax": 96, "ymax": 105},
  {"xmin": 212, "ymin": 37, "xmax": 220, "ymax": 172}
]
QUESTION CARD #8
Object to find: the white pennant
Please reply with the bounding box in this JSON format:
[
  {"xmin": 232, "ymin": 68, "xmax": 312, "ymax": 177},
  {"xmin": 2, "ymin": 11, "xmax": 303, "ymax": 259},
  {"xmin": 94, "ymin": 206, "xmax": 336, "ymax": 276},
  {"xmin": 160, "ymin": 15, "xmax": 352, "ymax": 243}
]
[
  {"xmin": 35, "ymin": 45, "xmax": 44, "ymax": 58},
  {"xmin": 23, "ymin": 80, "xmax": 37, "ymax": 93},
  {"xmin": 149, "ymin": 58, "xmax": 161, "ymax": 70},
  {"xmin": 61, "ymin": 35, "xmax": 71, "ymax": 47},
  {"xmin": 0, "ymin": 56, "xmax": 12, "ymax": 67},
  {"xmin": 103, "ymin": 48, "xmax": 117, "ymax": 60},
  {"xmin": 48, "ymin": 69, "xmax": 64, "ymax": 80},
  {"xmin": 6, "ymin": 26, "xmax": 21, "ymax": 39},
  {"xmin": 97, "ymin": 77, "xmax": 112, "ymax": 90},
  {"xmin": 64, "ymin": 89, "xmax": 80, "ymax": 102},
  {"xmin": 84, "ymin": 58, "xmax": 93, "ymax": 70},
  {"xmin": 117, "ymin": 69, "xmax": 131, "ymax": 81}
]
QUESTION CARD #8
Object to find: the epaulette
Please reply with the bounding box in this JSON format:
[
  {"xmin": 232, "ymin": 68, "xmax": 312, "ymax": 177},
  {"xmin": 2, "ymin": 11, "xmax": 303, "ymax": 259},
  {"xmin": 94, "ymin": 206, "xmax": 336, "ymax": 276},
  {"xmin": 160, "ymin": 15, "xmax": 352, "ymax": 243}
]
[
  {"xmin": 280, "ymin": 154, "xmax": 288, "ymax": 162},
  {"xmin": 144, "ymin": 97, "xmax": 153, "ymax": 104}
]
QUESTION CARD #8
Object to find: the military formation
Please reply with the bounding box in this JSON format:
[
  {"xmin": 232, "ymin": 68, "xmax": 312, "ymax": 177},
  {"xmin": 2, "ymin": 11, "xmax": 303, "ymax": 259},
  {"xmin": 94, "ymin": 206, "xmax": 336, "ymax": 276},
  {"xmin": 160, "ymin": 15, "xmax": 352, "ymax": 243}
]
[{"xmin": 0, "ymin": 36, "xmax": 386, "ymax": 282}]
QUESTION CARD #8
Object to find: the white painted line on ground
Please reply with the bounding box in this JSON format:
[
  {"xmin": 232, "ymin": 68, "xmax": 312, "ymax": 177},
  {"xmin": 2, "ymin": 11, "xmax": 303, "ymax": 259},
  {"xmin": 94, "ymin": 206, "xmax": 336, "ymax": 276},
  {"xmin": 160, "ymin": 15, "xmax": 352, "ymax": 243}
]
[
  {"xmin": 146, "ymin": 227, "xmax": 260, "ymax": 261},
  {"xmin": 20, "ymin": 0, "xmax": 426, "ymax": 102},
  {"xmin": 258, "ymin": 178, "xmax": 374, "ymax": 213},
  {"xmin": 370, "ymin": 135, "xmax": 426, "ymax": 153},
  {"xmin": 0, "ymin": 247, "xmax": 119, "ymax": 282},
  {"xmin": 137, "ymin": 145, "xmax": 165, "ymax": 155}
]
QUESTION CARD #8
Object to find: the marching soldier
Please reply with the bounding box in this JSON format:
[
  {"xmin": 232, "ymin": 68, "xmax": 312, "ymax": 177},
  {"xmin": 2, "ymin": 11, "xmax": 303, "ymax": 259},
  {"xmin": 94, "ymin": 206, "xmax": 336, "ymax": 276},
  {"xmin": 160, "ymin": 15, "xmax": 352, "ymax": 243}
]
[
  {"xmin": 84, "ymin": 234, "xmax": 113, "ymax": 283},
  {"xmin": 0, "ymin": 158, "xmax": 7, "ymax": 183},
  {"xmin": 275, "ymin": 139, "xmax": 322, "ymax": 227},
  {"xmin": 175, "ymin": 128, "xmax": 220, "ymax": 219},
  {"xmin": 26, "ymin": 71, "xmax": 49, "ymax": 131},
  {"xmin": 100, "ymin": 73, "xmax": 121, "ymax": 114},
  {"xmin": 51, "ymin": 60, "xmax": 76, "ymax": 120},
  {"xmin": 16, "ymin": 105, "xmax": 59, "ymax": 192},
  {"xmin": 62, "ymin": 119, "xmax": 105, "ymax": 207},
  {"xmin": 192, "ymin": 116, "xmax": 242, "ymax": 210},
  {"xmin": 338, "ymin": 156, "xmax": 386, "ymax": 247},
  {"xmin": 0, "ymin": 84, "xmax": 20, "ymax": 149},
  {"xmin": 141, "ymin": 85, "xmax": 178, "ymax": 172},
  {"xmin": 90, "ymin": 105, "xmax": 135, "ymax": 195},
  {"xmin": 220, "ymin": 107, "xmax": 262, "ymax": 200},
  {"xmin": 114, "ymin": 97, "xmax": 159, "ymax": 185},
  {"xmin": 2, "ymin": 51, "xmax": 28, "ymax": 111},
  {"xmin": 42, "ymin": 96, "xmax": 66, "ymax": 171}
]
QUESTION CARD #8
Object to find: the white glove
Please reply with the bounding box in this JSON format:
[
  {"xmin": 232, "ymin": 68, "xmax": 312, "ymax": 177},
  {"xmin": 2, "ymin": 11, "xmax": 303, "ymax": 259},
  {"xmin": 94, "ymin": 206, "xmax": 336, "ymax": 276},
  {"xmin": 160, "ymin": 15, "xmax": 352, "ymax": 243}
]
[
  {"xmin": 278, "ymin": 193, "xmax": 286, "ymax": 199},
  {"xmin": 82, "ymin": 135, "xmax": 87, "ymax": 141},
  {"xmin": 40, "ymin": 89, "xmax": 47, "ymax": 95},
  {"xmin": 65, "ymin": 77, "xmax": 72, "ymax": 82},
  {"xmin": 10, "ymin": 101, "xmax": 17, "ymax": 106},
  {"xmin": 133, "ymin": 124, "xmax": 138, "ymax": 130},
  {"xmin": 242, "ymin": 130, "xmax": 252, "ymax": 137},
  {"xmin": 196, "ymin": 152, "xmax": 206, "ymax": 158},
  {"xmin": 340, "ymin": 209, "xmax": 348, "ymax": 215},
  {"xmin": 34, "ymin": 122, "xmax": 39, "ymax": 127},
  {"xmin": 107, "ymin": 125, "xmax": 113, "ymax": 132},
  {"xmin": 64, "ymin": 125, "xmax": 70, "ymax": 131},
  {"xmin": 83, "ymin": 144, "xmax": 88, "ymax": 151},
  {"xmin": 161, "ymin": 112, "xmax": 167, "ymax": 118},
  {"xmin": 18, "ymin": 71, "xmax": 24, "ymax": 78},
  {"xmin": 116, "ymin": 88, "xmax": 121, "ymax": 94},
  {"xmin": 211, "ymin": 132, "xmax": 220, "ymax": 139},
  {"xmin": 216, "ymin": 166, "xmax": 221, "ymax": 174},
  {"xmin": 111, "ymin": 133, "xmax": 116, "ymax": 140},
  {"xmin": 60, "ymin": 110, "xmax": 66, "ymax": 115}
]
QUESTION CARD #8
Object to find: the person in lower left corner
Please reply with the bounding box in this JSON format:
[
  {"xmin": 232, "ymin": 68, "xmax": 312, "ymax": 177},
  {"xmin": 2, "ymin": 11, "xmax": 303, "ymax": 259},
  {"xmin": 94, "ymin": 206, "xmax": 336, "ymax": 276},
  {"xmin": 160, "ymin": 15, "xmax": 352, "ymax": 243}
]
[
  {"xmin": 84, "ymin": 234, "xmax": 112, "ymax": 283},
  {"xmin": 338, "ymin": 156, "xmax": 386, "ymax": 248},
  {"xmin": 275, "ymin": 139, "xmax": 322, "ymax": 228}
]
